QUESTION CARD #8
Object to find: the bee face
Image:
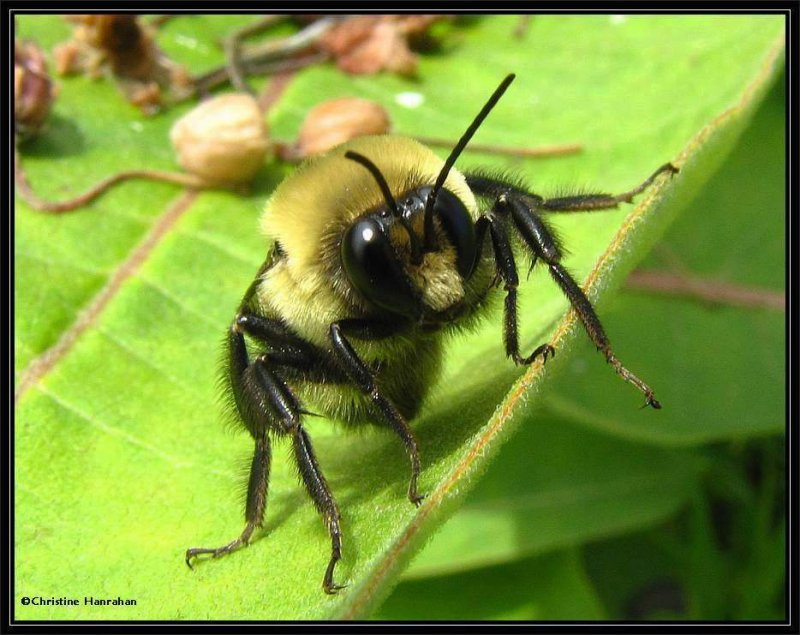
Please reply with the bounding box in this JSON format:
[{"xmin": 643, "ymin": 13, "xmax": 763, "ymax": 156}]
[{"xmin": 341, "ymin": 185, "xmax": 478, "ymax": 319}]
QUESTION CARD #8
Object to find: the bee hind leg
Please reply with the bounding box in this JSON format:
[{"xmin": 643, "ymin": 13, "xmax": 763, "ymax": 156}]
[{"xmin": 186, "ymin": 314, "xmax": 347, "ymax": 594}]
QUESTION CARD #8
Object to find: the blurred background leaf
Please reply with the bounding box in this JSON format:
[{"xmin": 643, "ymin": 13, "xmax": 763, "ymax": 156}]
[{"xmin": 14, "ymin": 14, "xmax": 784, "ymax": 621}]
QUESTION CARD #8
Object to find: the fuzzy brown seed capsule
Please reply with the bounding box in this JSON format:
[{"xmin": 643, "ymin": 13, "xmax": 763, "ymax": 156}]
[
  {"xmin": 170, "ymin": 93, "xmax": 270, "ymax": 185},
  {"xmin": 14, "ymin": 40, "xmax": 57, "ymax": 141},
  {"xmin": 297, "ymin": 98, "xmax": 391, "ymax": 158}
]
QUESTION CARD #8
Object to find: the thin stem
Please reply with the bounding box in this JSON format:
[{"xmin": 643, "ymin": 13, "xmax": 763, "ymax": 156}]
[
  {"xmin": 414, "ymin": 136, "xmax": 583, "ymax": 159},
  {"xmin": 626, "ymin": 269, "xmax": 785, "ymax": 311},
  {"xmin": 223, "ymin": 16, "xmax": 284, "ymax": 95},
  {"xmin": 238, "ymin": 16, "xmax": 338, "ymax": 65},
  {"xmin": 195, "ymin": 17, "xmax": 337, "ymax": 94},
  {"xmin": 245, "ymin": 51, "xmax": 329, "ymax": 77},
  {"xmin": 15, "ymin": 151, "xmax": 236, "ymax": 213},
  {"xmin": 257, "ymin": 69, "xmax": 298, "ymax": 113}
]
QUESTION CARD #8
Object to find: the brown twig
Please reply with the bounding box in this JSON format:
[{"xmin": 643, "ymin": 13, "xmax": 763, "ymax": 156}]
[
  {"xmin": 195, "ymin": 16, "xmax": 337, "ymax": 94},
  {"xmin": 245, "ymin": 51, "xmax": 329, "ymax": 77},
  {"xmin": 15, "ymin": 150, "xmax": 241, "ymax": 213},
  {"xmin": 414, "ymin": 136, "xmax": 583, "ymax": 159},
  {"xmin": 224, "ymin": 16, "xmax": 284, "ymax": 95},
  {"xmin": 257, "ymin": 69, "xmax": 298, "ymax": 113},
  {"xmin": 626, "ymin": 269, "xmax": 784, "ymax": 311},
  {"xmin": 238, "ymin": 15, "xmax": 338, "ymax": 65}
]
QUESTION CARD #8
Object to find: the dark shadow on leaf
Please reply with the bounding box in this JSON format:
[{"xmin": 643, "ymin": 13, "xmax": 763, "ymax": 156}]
[{"xmin": 18, "ymin": 113, "xmax": 86, "ymax": 158}]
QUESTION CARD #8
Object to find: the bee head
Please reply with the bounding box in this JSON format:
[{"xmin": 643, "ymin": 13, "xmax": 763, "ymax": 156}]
[
  {"xmin": 340, "ymin": 74, "xmax": 515, "ymax": 320},
  {"xmin": 341, "ymin": 150, "xmax": 477, "ymax": 319}
]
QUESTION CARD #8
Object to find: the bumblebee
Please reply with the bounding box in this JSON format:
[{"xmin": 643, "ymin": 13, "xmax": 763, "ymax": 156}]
[{"xmin": 186, "ymin": 74, "xmax": 678, "ymax": 593}]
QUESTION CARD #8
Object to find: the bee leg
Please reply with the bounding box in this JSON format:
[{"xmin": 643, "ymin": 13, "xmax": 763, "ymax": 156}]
[
  {"xmin": 475, "ymin": 215, "xmax": 555, "ymax": 366},
  {"xmin": 186, "ymin": 318, "xmax": 346, "ymax": 593},
  {"xmin": 329, "ymin": 320, "xmax": 425, "ymax": 507},
  {"xmin": 185, "ymin": 432, "xmax": 270, "ymax": 566},
  {"xmin": 291, "ymin": 425, "xmax": 346, "ymax": 594},
  {"xmin": 468, "ymin": 165, "xmax": 674, "ymax": 407},
  {"xmin": 235, "ymin": 314, "xmax": 346, "ymax": 594},
  {"xmin": 234, "ymin": 313, "xmax": 349, "ymax": 383},
  {"xmin": 502, "ymin": 192, "xmax": 662, "ymax": 409},
  {"xmin": 185, "ymin": 322, "xmax": 276, "ymax": 567},
  {"xmin": 245, "ymin": 351, "xmax": 346, "ymax": 595},
  {"xmin": 538, "ymin": 163, "xmax": 678, "ymax": 212}
]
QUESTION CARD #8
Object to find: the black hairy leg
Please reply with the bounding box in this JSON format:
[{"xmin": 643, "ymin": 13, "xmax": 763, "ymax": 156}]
[
  {"xmin": 468, "ymin": 164, "xmax": 678, "ymax": 408},
  {"xmin": 184, "ymin": 431, "xmax": 271, "ymax": 565},
  {"xmin": 539, "ymin": 163, "xmax": 678, "ymax": 212},
  {"xmin": 234, "ymin": 313, "xmax": 349, "ymax": 384},
  {"xmin": 475, "ymin": 214, "xmax": 555, "ymax": 366},
  {"xmin": 185, "ymin": 312, "xmax": 346, "ymax": 594},
  {"xmin": 330, "ymin": 319, "xmax": 425, "ymax": 506},
  {"xmin": 465, "ymin": 163, "xmax": 677, "ymax": 213}
]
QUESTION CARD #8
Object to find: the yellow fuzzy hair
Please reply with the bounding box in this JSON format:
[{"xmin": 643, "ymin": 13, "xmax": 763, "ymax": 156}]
[{"xmin": 260, "ymin": 135, "xmax": 479, "ymax": 280}]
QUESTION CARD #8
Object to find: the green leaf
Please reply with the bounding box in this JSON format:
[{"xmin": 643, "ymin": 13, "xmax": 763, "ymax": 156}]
[
  {"xmin": 402, "ymin": 413, "xmax": 702, "ymax": 579},
  {"xmin": 374, "ymin": 548, "xmax": 607, "ymax": 620},
  {"xmin": 583, "ymin": 524, "xmax": 689, "ymax": 619},
  {"xmin": 545, "ymin": 69, "xmax": 785, "ymax": 445},
  {"xmin": 15, "ymin": 15, "xmax": 783, "ymax": 620},
  {"xmin": 14, "ymin": 15, "xmax": 263, "ymax": 383}
]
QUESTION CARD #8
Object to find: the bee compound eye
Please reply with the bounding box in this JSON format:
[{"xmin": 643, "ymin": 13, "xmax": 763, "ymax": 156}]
[
  {"xmin": 341, "ymin": 218, "xmax": 419, "ymax": 318},
  {"xmin": 424, "ymin": 188, "xmax": 477, "ymax": 278}
]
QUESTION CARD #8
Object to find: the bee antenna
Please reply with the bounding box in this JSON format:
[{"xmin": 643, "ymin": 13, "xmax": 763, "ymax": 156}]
[
  {"xmin": 345, "ymin": 150, "xmax": 424, "ymax": 265},
  {"xmin": 345, "ymin": 151, "xmax": 401, "ymax": 217},
  {"xmin": 423, "ymin": 73, "xmax": 516, "ymax": 250}
]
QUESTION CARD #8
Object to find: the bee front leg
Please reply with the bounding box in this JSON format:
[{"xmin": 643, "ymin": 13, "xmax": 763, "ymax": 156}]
[
  {"xmin": 469, "ymin": 166, "xmax": 675, "ymax": 408},
  {"xmin": 475, "ymin": 214, "xmax": 556, "ymax": 366},
  {"xmin": 329, "ymin": 320, "xmax": 425, "ymax": 507},
  {"xmin": 503, "ymin": 190, "xmax": 663, "ymax": 409},
  {"xmin": 538, "ymin": 163, "xmax": 678, "ymax": 212}
]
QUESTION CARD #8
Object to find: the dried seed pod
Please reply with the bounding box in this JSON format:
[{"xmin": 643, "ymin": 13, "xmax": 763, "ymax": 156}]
[
  {"xmin": 55, "ymin": 14, "xmax": 194, "ymax": 113},
  {"xmin": 77, "ymin": 14, "xmax": 157, "ymax": 80},
  {"xmin": 170, "ymin": 93, "xmax": 270, "ymax": 185},
  {"xmin": 297, "ymin": 97, "xmax": 391, "ymax": 158},
  {"xmin": 53, "ymin": 39, "xmax": 83, "ymax": 75},
  {"xmin": 316, "ymin": 15, "xmax": 448, "ymax": 76},
  {"xmin": 14, "ymin": 40, "xmax": 57, "ymax": 141},
  {"xmin": 335, "ymin": 20, "xmax": 417, "ymax": 76}
]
